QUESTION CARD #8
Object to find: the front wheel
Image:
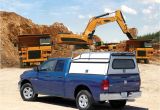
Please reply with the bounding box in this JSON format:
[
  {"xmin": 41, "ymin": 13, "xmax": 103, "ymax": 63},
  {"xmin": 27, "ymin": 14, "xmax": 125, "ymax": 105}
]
[
  {"xmin": 109, "ymin": 100, "xmax": 126, "ymax": 108},
  {"xmin": 76, "ymin": 90, "xmax": 94, "ymax": 110},
  {"xmin": 98, "ymin": 101, "xmax": 106, "ymax": 104},
  {"xmin": 144, "ymin": 59, "xmax": 149, "ymax": 64},
  {"xmin": 20, "ymin": 83, "xmax": 38, "ymax": 101}
]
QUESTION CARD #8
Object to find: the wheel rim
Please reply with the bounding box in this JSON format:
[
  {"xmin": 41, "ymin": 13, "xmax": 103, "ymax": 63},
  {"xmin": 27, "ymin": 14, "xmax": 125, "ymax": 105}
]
[
  {"xmin": 23, "ymin": 87, "xmax": 33, "ymax": 99},
  {"xmin": 78, "ymin": 94, "xmax": 89, "ymax": 108}
]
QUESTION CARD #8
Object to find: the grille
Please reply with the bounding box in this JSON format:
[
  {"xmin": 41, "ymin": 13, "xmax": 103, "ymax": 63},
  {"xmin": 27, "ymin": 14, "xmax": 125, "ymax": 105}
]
[
  {"xmin": 137, "ymin": 50, "xmax": 146, "ymax": 56},
  {"xmin": 28, "ymin": 50, "xmax": 41, "ymax": 59}
]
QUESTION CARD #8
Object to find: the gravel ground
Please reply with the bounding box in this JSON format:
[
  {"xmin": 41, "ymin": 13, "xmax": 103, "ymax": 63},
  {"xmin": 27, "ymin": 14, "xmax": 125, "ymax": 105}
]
[{"xmin": 0, "ymin": 64, "xmax": 160, "ymax": 110}]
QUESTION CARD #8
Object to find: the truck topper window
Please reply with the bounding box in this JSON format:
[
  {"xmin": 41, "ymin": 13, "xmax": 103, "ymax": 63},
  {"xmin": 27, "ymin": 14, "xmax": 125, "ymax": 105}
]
[{"xmin": 112, "ymin": 59, "xmax": 135, "ymax": 69}]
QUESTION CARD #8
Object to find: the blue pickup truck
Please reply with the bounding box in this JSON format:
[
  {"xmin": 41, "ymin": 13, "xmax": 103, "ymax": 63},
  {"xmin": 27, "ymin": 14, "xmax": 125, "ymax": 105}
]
[{"xmin": 18, "ymin": 52, "xmax": 141, "ymax": 110}]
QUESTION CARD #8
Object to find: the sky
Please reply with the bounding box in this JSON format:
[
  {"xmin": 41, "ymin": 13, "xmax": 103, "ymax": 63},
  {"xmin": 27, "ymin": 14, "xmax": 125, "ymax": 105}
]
[{"xmin": 0, "ymin": 0, "xmax": 160, "ymax": 42}]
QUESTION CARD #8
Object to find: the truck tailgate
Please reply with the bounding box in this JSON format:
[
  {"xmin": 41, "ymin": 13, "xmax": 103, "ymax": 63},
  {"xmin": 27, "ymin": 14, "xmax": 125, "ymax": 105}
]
[{"xmin": 108, "ymin": 73, "xmax": 140, "ymax": 93}]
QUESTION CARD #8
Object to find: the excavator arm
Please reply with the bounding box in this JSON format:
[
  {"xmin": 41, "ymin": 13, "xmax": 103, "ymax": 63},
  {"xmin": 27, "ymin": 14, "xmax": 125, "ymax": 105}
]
[
  {"xmin": 55, "ymin": 10, "xmax": 137, "ymax": 45},
  {"xmin": 115, "ymin": 10, "xmax": 137, "ymax": 39},
  {"xmin": 83, "ymin": 10, "xmax": 137, "ymax": 39}
]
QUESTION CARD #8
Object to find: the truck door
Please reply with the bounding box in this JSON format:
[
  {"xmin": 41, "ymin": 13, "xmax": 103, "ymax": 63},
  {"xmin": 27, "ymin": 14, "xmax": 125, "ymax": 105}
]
[
  {"xmin": 36, "ymin": 59, "xmax": 57, "ymax": 94},
  {"xmin": 49, "ymin": 60, "xmax": 66, "ymax": 97},
  {"xmin": 36, "ymin": 59, "xmax": 66, "ymax": 96}
]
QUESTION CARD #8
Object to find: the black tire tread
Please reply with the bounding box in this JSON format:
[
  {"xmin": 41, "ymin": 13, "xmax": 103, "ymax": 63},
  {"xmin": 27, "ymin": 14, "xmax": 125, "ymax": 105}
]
[
  {"xmin": 109, "ymin": 100, "xmax": 126, "ymax": 108},
  {"xmin": 20, "ymin": 83, "xmax": 37, "ymax": 101},
  {"xmin": 76, "ymin": 90, "xmax": 94, "ymax": 110}
]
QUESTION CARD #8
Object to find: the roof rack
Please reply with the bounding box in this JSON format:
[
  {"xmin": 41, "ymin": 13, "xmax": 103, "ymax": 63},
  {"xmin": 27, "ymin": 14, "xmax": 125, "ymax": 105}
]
[
  {"xmin": 71, "ymin": 51, "xmax": 111, "ymax": 60},
  {"xmin": 111, "ymin": 52, "xmax": 135, "ymax": 56}
]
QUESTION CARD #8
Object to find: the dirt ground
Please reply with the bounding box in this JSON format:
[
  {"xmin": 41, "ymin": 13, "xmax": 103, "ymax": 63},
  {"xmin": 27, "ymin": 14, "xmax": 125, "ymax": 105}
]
[{"xmin": 0, "ymin": 64, "xmax": 160, "ymax": 110}]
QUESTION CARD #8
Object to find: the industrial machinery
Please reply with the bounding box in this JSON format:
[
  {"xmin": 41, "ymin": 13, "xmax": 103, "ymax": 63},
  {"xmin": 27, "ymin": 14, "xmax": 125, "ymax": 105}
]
[
  {"xmin": 95, "ymin": 42, "xmax": 118, "ymax": 51},
  {"xmin": 55, "ymin": 10, "xmax": 137, "ymax": 45},
  {"xmin": 54, "ymin": 10, "xmax": 153, "ymax": 63},
  {"xmin": 117, "ymin": 40, "xmax": 153, "ymax": 63},
  {"xmin": 18, "ymin": 34, "xmax": 52, "ymax": 67},
  {"xmin": 128, "ymin": 40, "xmax": 153, "ymax": 63}
]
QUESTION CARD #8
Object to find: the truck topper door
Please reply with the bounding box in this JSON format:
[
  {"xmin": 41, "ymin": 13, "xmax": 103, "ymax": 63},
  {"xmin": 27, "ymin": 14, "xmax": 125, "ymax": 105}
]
[{"xmin": 107, "ymin": 55, "xmax": 140, "ymax": 93}]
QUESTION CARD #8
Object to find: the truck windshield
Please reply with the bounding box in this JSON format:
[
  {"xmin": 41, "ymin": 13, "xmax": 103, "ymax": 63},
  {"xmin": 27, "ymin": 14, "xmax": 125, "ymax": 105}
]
[
  {"xmin": 144, "ymin": 42, "xmax": 152, "ymax": 48},
  {"xmin": 40, "ymin": 38, "xmax": 51, "ymax": 45},
  {"xmin": 112, "ymin": 59, "xmax": 135, "ymax": 69}
]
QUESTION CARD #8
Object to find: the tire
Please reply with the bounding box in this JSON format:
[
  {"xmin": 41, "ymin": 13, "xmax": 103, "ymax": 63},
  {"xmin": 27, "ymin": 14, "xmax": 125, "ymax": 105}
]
[
  {"xmin": 26, "ymin": 62, "xmax": 30, "ymax": 67},
  {"xmin": 144, "ymin": 59, "xmax": 149, "ymax": 64},
  {"xmin": 137, "ymin": 59, "xmax": 140, "ymax": 63},
  {"xmin": 20, "ymin": 83, "xmax": 38, "ymax": 101},
  {"xmin": 20, "ymin": 63, "xmax": 24, "ymax": 68},
  {"xmin": 20, "ymin": 61, "xmax": 25, "ymax": 68},
  {"xmin": 109, "ymin": 100, "xmax": 126, "ymax": 109},
  {"xmin": 76, "ymin": 90, "xmax": 94, "ymax": 110},
  {"xmin": 98, "ymin": 101, "xmax": 106, "ymax": 104}
]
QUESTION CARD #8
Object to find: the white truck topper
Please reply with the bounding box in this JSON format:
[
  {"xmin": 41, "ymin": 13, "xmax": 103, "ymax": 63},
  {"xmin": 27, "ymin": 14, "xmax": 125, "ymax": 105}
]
[{"xmin": 70, "ymin": 52, "xmax": 135, "ymax": 74}]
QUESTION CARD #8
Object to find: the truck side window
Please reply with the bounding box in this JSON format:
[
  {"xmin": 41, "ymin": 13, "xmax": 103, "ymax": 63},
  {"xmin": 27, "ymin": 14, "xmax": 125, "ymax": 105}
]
[
  {"xmin": 54, "ymin": 60, "xmax": 65, "ymax": 72},
  {"xmin": 40, "ymin": 60, "xmax": 57, "ymax": 71}
]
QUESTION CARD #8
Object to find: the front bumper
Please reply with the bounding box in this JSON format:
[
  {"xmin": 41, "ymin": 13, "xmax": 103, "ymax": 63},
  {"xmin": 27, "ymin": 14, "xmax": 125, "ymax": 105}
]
[
  {"xmin": 100, "ymin": 91, "xmax": 141, "ymax": 101},
  {"xmin": 18, "ymin": 81, "xmax": 22, "ymax": 90}
]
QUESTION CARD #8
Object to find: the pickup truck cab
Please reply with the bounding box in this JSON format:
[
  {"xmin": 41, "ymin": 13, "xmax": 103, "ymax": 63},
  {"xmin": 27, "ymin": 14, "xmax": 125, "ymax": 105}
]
[{"xmin": 18, "ymin": 52, "xmax": 141, "ymax": 110}]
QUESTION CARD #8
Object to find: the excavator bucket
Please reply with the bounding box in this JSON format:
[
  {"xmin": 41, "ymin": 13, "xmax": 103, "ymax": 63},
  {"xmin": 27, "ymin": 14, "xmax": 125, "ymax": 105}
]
[{"xmin": 127, "ymin": 28, "xmax": 138, "ymax": 39}]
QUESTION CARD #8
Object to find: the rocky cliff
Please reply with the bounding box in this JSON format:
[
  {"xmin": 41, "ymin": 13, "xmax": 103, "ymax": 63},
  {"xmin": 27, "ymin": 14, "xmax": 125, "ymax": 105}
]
[{"xmin": 0, "ymin": 11, "xmax": 70, "ymax": 67}]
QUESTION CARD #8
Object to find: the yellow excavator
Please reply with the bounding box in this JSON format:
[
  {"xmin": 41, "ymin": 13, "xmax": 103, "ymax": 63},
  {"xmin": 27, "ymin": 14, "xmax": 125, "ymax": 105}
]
[
  {"xmin": 54, "ymin": 10, "xmax": 153, "ymax": 63},
  {"xmin": 55, "ymin": 10, "xmax": 137, "ymax": 45}
]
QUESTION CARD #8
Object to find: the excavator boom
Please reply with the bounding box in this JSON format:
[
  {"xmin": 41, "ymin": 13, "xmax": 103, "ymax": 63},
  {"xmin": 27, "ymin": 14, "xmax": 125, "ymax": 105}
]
[
  {"xmin": 55, "ymin": 10, "xmax": 137, "ymax": 45},
  {"xmin": 83, "ymin": 10, "xmax": 137, "ymax": 39}
]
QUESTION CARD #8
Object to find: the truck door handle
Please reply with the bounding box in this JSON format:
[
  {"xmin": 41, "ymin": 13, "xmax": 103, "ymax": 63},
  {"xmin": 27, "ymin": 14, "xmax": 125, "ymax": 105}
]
[
  {"xmin": 44, "ymin": 75, "xmax": 50, "ymax": 77},
  {"xmin": 58, "ymin": 76, "xmax": 63, "ymax": 78},
  {"xmin": 85, "ymin": 69, "xmax": 89, "ymax": 73},
  {"xmin": 121, "ymin": 76, "xmax": 128, "ymax": 78}
]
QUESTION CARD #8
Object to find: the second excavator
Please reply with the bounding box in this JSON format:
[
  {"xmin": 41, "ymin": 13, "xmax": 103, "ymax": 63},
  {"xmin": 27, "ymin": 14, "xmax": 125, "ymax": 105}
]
[{"xmin": 55, "ymin": 10, "xmax": 137, "ymax": 45}]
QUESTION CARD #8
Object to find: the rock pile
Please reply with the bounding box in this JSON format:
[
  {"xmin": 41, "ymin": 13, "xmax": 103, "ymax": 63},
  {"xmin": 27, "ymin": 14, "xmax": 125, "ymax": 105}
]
[{"xmin": 0, "ymin": 11, "xmax": 70, "ymax": 67}]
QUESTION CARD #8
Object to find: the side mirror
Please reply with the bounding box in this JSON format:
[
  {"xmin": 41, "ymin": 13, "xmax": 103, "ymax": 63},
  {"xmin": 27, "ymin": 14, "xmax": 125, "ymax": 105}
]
[{"xmin": 33, "ymin": 66, "xmax": 39, "ymax": 72}]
